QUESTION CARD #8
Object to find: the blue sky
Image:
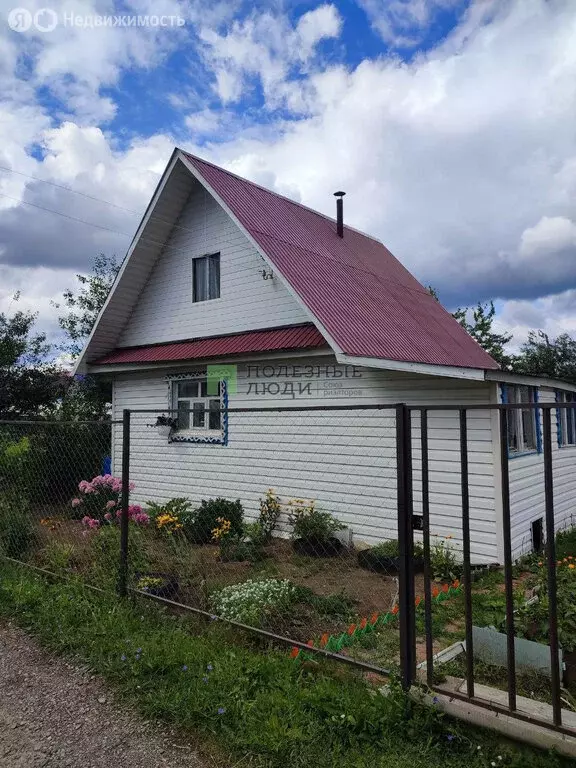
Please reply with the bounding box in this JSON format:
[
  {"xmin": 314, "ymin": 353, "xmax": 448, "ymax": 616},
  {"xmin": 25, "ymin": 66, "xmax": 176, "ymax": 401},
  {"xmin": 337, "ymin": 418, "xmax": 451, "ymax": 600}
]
[{"xmin": 1, "ymin": 0, "xmax": 575, "ymax": 350}]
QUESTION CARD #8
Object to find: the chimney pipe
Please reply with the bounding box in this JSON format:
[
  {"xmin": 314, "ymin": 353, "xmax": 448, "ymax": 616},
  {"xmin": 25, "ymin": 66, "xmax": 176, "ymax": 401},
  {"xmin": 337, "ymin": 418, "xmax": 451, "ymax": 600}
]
[{"xmin": 334, "ymin": 191, "xmax": 345, "ymax": 237}]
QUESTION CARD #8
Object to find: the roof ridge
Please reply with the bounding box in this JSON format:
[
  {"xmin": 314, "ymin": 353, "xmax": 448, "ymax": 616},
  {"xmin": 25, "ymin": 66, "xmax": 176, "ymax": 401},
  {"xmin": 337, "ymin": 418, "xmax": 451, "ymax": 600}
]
[{"xmin": 179, "ymin": 149, "xmax": 384, "ymax": 245}]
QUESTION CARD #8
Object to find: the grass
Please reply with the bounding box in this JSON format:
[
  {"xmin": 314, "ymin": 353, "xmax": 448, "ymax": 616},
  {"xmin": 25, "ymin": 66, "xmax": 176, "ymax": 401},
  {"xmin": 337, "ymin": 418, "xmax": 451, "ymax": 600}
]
[{"xmin": 0, "ymin": 562, "xmax": 572, "ymax": 768}]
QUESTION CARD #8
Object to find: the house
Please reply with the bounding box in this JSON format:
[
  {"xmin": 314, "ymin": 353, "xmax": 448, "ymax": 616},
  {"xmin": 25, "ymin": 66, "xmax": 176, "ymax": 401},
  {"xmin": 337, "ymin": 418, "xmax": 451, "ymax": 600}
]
[{"xmin": 77, "ymin": 149, "xmax": 576, "ymax": 564}]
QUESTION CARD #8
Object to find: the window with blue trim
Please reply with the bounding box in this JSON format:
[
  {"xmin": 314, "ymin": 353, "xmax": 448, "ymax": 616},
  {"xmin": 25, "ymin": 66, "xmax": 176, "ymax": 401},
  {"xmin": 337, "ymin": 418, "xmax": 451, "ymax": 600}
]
[
  {"xmin": 169, "ymin": 376, "xmax": 228, "ymax": 444},
  {"xmin": 558, "ymin": 391, "xmax": 576, "ymax": 446},
  {"xmin": 505, "ymin": 385, "xmax": 538, "ymax": 455}
]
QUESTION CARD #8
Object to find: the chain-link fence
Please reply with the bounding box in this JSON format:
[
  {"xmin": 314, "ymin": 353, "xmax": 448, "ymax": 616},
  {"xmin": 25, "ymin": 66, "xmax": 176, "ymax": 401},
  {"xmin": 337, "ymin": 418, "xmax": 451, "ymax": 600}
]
[
  {"xmin": 123, "ymin": 405, "xmax": 404, "ymax": 672},
  {"xmin": 0, "ymin": 419, "xmax": 115, "ymax": 591}
]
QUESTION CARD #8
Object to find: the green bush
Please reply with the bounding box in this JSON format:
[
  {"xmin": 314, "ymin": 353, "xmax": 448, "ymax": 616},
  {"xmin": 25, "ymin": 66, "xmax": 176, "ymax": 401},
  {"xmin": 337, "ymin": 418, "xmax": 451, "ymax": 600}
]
[
  {"xmin": 288, "ymin": 498, "xmax": 344, "ymax": 542},
  {"xmin": 146, "ymin": 497, "xmax": 195, "ymax": 529},
  {"xmin": 40, "ymin": 540, "xmax": 77, "ymax": 573},
  {"xmin": 556, "ymin": 526, "xmax": 576, "ymax": 560},
  {"xmin": 187, "ymin": 498, "xmax": 244, "ymax": 544},
  {"xmin": 430, "ymin": 536, "xmax": 462, "ymax": 582},
  {"xmin": 0, "ymin": 493, "xmax": 37, "ymax": 560},
  {"xmin": 0, "ymin": 422, "xmax": 111, "ymax": 506},
  {"xmin": 367, "ymin": 539, "xmax": 424, "ymax": 558},
  {"xmin": 211, "ymin": 578, "xmax": 297, "ymax": 626},
  {"xmin": 89, "ymin": 524, "xmax": 150, "ymax": 588}
]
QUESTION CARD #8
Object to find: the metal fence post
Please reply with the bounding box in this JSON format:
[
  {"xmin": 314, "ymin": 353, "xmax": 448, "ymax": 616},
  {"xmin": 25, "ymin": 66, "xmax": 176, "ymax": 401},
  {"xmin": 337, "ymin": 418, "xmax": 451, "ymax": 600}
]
[
  {"xmin": 396, "ymin": 403, "xmax": 415, "ymax": 690},
  {"xmin": 117, "ymin": 408, "xmax": 131, "ymax": 598}
]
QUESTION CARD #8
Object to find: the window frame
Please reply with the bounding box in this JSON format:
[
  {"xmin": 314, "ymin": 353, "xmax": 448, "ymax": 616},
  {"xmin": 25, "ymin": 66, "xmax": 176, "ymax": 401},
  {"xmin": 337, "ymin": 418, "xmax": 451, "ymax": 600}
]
[
  {"xmin": 502, "ymin": 384, "xmax": 541, "ymax": 457},
  {"xmin": 192, "ymin": 253, "xmax": 220, "ymax": 303},
  {"xmin": 557, "ymin": 390, "xmax": 576, "ymax": 447},
  {"xmin": 166, "ymin": 373, "xmax": 228, "ymax": 445}
]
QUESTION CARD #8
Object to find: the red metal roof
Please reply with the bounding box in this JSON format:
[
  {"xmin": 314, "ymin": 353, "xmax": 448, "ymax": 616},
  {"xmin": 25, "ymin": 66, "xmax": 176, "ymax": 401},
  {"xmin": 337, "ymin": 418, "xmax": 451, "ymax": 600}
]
[
  {"xmin": 183, "ymin": 152, "xmax": 499, "ymax": 371},
  {"xmin": 95, "ymin": 324, "xmax": 327, "ymax": 365}
]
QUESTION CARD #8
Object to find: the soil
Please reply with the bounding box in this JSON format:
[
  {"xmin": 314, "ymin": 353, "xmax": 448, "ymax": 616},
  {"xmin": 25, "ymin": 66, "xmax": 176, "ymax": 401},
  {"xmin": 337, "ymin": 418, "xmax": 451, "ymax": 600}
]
[{"xmin": 0, "ymin": 620, "xmax": 211, "ymax": 768}]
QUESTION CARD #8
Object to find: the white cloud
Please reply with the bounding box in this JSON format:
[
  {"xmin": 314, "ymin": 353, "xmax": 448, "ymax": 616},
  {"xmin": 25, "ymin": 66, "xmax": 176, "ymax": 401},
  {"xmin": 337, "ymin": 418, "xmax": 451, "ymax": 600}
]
[
  {"xmin": 498, "ymin": 290, "xmax": 576, "ymax": 351},
  {"xmin": 519, "ymin": 216, "xmax": 576, "ymax": 258},
  {"xmin": 198, "ymin": 4, "xmax": 342, "ymax": 107},
  {"xmin": 357, "ymin": 0, "xmax": 465, "ymax": 47}
]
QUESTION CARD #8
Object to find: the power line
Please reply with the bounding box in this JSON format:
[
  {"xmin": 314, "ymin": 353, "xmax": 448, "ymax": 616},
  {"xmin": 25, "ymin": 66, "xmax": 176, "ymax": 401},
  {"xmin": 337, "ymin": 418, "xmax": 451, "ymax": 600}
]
[
  {"xmin": 0, "ymin": 163, "xmax": 206, "ymax": 243},
  {"xmin": 0, "ymin": 192, "xmax": 134, "ymax": 238},
  {"xmin": 0, "ymin": 165, "xmax": 141, "ymax": 216}
]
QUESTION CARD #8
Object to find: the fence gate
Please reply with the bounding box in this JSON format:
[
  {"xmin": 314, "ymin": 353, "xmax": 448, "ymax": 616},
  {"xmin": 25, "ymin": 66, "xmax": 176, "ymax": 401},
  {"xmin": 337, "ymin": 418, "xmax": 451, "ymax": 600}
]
[{"xmin": 396, "ymin": 401, "xmax": 575, "ymax": 738}]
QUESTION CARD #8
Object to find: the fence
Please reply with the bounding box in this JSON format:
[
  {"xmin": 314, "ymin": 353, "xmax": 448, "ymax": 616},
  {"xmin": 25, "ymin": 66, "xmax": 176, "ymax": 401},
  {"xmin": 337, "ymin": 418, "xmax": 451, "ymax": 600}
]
[{"xmin": 1, "ymin": 402, "xmax": 576, "ymax": 737}]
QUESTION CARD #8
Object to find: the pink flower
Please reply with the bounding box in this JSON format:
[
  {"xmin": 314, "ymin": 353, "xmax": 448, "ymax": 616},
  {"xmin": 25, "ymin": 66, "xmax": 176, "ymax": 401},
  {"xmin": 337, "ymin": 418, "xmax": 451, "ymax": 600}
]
[
  {"xmin": 129, "ymin": 482, "xmax": 136, "ymax": 491},
  {"xmin": 78, "ymin": 480, "xmax": 91, "ymax": 493},
  {"xmin": 106, "ymin": 500, "xmax": 117, "ymax": 510},
  {"xmin": 104, "ymin": 513, "xmax": 112, "ymax": 522},
  {"xmin": 128, "ymin": 504, "xmax": 142, "ymax": 518},
  {"xmin": 134, "ymin": 512, "xmax": 150, "ymax": 526},
  {"xmin": 81, "ymin": 516, "xmax": 91, "ymax": 525},
  {"xmin": 87, "ymin": 518, "xmax": 100, "ymax": 529},
  {"xmin": 71, "ymin": 498, "xmax": 82, "ymax": 508}
]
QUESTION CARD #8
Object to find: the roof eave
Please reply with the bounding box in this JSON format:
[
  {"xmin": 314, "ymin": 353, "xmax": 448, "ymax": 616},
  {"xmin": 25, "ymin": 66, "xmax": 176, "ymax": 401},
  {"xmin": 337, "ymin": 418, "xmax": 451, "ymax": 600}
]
[
  {"xmin": 335, "ymin": 353, "xmax": 489, "ymax": 381},
  {"xmin": 485, "ymin": 370, "xmax": 576, "ymax": 393}
]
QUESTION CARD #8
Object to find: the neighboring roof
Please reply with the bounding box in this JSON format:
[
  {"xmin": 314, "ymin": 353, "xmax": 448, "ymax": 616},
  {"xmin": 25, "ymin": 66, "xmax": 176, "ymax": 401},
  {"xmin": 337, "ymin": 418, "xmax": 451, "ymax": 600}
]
[
  {"xmin": 94, "ymin": 324, "xmax": 327, "ymax": 365},
  {"xmin": 485, "ymin": 370, "xmax": 576, "ymax": 394},
  {"xmin": 181, "ymin": 152, "xmax": 499, "ymax": 371}
]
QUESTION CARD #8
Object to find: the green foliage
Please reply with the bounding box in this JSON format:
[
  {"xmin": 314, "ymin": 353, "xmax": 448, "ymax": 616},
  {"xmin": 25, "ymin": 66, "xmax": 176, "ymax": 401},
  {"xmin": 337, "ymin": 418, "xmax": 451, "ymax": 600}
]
[
  {"xmin": 0, "ymin": 565, "xmax": 569, "ymax": 768},
  {"xmin": 55, "ymin": 254, "xmax": 120, "ymax": 358},
  {"xmin": 0, "ymin": 293, "xmax": 66, "ymax": 418},
  {"xmin": 40, "ymin": 540, "xmax": 77, "ymax": 573},
  {"xmin": 430, "ymin": 537, "xmax": 462, "ymax": 582},
  {"xmin": 0, "ymin": 493, "xmax": 37, "ymax": 559},
  {"xmin": 0, "ymin": 422, "xmax": 111, "ymax": 506},
  {"xmin": 257, "ymin": 488, "xmax": 282, "ymax": 543},
  {"xmin": 146, "ymin": 497, "xmax": 195, "ymax": 528},
  {"xmin": 556, "ymin": 526, "xmax": 576, "ymax": 560},
  {"xmin": 366, "ymin": 539, "xmax": 424, "ymax": 558},
  {"xmin": 515, "ymin": 558, "xmax": 576, "ymax": 652},
  {"xmin": 89, "ymin": 524, "xmax": 150, "ymax": 587},
  {"xmin": 453, "ymin": 301, "xmax": 513, "ymax": 368},
  {"xmin": 288, "ymin": 498, "xmax": 345, "ymax": 542},
  {"xmin": 293, "ymin": 585, "xmax": 356, "ymax": 618},
  {"xmin": 211, "ymin": 578, "xmax": 297, "ymax": 626},
  {"xmin": 512, "ymin": 331, "xmax": 576, "ymax": 385},
  {"xmin": 188, "ymin": 498, "xmax": 244, "ymax": 544}
]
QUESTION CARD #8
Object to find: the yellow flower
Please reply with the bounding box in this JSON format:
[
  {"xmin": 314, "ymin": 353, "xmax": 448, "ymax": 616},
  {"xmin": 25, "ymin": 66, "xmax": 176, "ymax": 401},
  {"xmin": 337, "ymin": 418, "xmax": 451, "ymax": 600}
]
[{"xmin": 569, "ymin": 564, "xmax": 575, "ymax": 570}]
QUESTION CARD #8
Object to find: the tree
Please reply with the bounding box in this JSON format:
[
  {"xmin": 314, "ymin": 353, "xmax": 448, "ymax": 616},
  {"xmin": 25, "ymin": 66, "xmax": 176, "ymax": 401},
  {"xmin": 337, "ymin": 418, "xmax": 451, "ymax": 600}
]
[
  {"xmin": 513, "ymin": 332, "xmax": 576, "ymax": 385},
  {"xmin": 452, "ymin": 301, "xmax": 513, "ymax": 369},
  {"xmin": 55, "ymin": 253, "xmax": 119, "ymax": 357},
  {"xmin": 0, "ymin": 295, "xmax": 66, "ymax": 418},
  {"xmin": 428, "ymin": 288, "xmax": 513, "ymax": 368}
]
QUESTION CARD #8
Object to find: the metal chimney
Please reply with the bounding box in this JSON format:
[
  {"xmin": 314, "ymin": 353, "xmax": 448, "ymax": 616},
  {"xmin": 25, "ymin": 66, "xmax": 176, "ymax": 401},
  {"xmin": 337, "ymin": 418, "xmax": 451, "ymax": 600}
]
[{"xmin": 334, "ymin": 191, "xmax": 345, "ymax": 237}]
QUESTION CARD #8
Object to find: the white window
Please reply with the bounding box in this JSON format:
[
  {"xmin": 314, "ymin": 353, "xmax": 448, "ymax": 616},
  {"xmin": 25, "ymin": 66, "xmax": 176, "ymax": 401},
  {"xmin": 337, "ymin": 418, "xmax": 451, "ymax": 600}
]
[
  {"xmin": 193, "ymin": 253, "xmax": 220, "ymax": 302},
  {"xmin": 558, "ymin": 391, "xmax": 576, "ymax": 447},
  {"xmin": 172, "ymin": 378, "xmax": 222, "ymax": 433},
  {"xmin": 505, "ymin": 385, "xmax": 538, "ymax": 455}
]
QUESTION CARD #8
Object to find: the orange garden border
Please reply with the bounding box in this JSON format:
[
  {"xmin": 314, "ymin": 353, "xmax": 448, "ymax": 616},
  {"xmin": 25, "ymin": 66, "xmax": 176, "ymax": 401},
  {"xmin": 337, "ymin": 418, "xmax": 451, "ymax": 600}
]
[{"xmin": 290, "ymin": 580, "xmax": 462, "ymax": 661}]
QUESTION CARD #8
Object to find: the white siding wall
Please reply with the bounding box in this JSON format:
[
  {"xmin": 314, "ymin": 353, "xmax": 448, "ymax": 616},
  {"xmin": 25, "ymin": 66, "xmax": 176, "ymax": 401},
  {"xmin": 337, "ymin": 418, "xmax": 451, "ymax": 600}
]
[
  {"xmin": 119, "ymin": 185, "xmax": 309, "ymax": 347},
  {"xmin": 504, "ymin": 386, "xmax": 576, "ymax": 559},
  {"xmin": 111, "ymin": 358, "xmax": 498, "ymax": 562}
]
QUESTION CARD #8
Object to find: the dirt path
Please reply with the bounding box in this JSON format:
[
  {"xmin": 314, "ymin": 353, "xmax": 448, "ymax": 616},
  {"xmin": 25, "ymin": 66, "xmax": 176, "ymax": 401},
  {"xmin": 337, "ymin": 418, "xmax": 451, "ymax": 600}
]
[{"xmin": 0, "ymin": 621, "xmax": 211, "ymax": 768}]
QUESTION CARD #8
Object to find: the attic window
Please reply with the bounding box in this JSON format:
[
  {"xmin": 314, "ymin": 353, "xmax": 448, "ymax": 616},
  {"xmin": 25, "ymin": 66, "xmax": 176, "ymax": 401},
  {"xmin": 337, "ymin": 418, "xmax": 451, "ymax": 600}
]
[{"xmin": 193, "ymin": 253, "xmax": 220, "ymax": 302}]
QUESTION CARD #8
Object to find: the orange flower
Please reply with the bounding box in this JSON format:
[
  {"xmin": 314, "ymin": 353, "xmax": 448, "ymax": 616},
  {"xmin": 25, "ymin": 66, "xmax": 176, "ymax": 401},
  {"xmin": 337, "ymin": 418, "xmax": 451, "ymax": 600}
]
[
  {"xmin": 432, "ymin": 587, "xmax": 440, "ymax": 598},
  {"xmin": 370, "ymin": 612, "xmax": 379, "ymax": 625},
  {"xmin": 391, "ymin": 605, "xmax": 399, "ymax": 615},
  {"xmin": 452, "ymin": 580, "xmax": 460, "ymax": 589},
  {"xmin": 359, "ymin": 618, "xmax": 367, "ymax": 630},
  {"xmin": 290, "ymin": 647, "xmax": 300, "ymax": 659},
  {"xmin": 347, "ymin": 624, "xmax": 357, "ymax": 636},
  {"xmin": 538, "ymin": 562, "xmax": 543, "ymax": 567},
  {"xmin": 320, "ymin": 633, "xmax": 329, "ymax": 647},
  {"xmin": 442, "ymin": 584, "xmax": 449, "ymax": 593},
  {"xmin": 306, "ymin": 639, "xmax": 315, "ymax": 648},
  {"xmin": 415, "ymin": 596, "xmax": 422, "ymax": 607},
  {"xmin": 569, "ymin": 564, "xmax": 575, "ymax": 570}
]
